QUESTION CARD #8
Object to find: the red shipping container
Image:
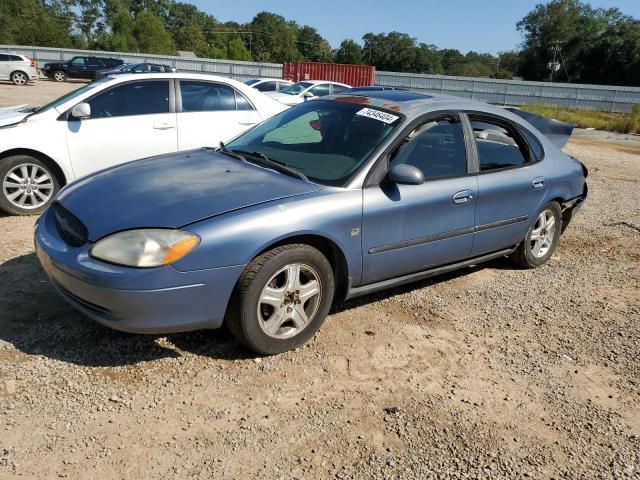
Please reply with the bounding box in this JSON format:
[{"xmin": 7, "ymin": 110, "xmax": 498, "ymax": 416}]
[{"xmin": 283, "ymin": 61, "xmax": 376, "ymax": 87}]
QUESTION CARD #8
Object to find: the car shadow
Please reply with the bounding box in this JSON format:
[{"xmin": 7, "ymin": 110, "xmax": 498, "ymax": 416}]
[
  {"xmin": 0, "ymin": 253, "xmax": 252, "ymax": 367},
  {"xmin": 0, "ymin": 252, "xmax": 518, "ymax": 367}
]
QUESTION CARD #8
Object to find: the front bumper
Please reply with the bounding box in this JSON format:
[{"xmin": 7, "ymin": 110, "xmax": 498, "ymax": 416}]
[{"xmin": 35, "ymin": 209, "xmax": 245, "ymax": 334}]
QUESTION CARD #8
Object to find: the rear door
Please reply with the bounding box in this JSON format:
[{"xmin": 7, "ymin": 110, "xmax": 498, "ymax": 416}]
[
  {"xmin": 0, "ymin": 54, "xmax": 9, "ymax": 80},
  {"xmin": 361, "ymin": 114, "xmax": 477, "ymax": 284},
  {"xmin": 467, "ymin": 113, "xmax": 548, "ymax": 256},
  {"xmin": 176, "ymin": 80, "xmax": 262, "ymax": 150},
  {"xmin": 67, "ymin": 57, "xmax": 88, "ymax": 78},
  {"xmin": 66, "ymin": 79, "xmax": 178, "ymax": 177}
]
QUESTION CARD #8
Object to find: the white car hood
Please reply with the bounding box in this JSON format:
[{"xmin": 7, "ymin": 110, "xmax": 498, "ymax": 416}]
[
  {"xmin": 0, "ymin": 104, "xmax": 30, "ymax": 127},
  {"xmin": 263, "ymin": 92, "xmax": 303, "ymax": 106}
]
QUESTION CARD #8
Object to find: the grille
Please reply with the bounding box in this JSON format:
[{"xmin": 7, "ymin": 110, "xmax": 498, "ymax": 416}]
[{"xmin": 52, "ymin": 202, "xmax": 88, "ymax": 247}]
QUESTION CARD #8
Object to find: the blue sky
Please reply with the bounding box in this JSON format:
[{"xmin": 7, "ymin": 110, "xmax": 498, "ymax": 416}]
[{"xmin": 190, "ymin": 0, "xmax": 640, "ymax": 54}]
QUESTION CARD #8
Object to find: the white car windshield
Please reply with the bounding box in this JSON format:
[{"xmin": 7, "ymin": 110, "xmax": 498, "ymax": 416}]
[
  {"xmin": 280, "ymin": 82, "xmax": 313, "ymax": 95},
  {"xmin": 31, "ymin": 77, "xmax": 111, "ymax": 115}
]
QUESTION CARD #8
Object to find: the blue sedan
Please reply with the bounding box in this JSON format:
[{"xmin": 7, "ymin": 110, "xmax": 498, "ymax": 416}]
[{"xmin": 35, "ymin": 91, "xmax": 587, "ymax": 354}]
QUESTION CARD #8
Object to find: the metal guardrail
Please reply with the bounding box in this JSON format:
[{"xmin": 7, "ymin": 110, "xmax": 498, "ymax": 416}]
[{"xmin": 2, "ymin": 44, "xmax": 639, "ymax": 112}]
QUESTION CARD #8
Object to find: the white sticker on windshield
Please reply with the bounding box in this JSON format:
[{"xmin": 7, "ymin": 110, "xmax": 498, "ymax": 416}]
[{"xmin": 356, "ymin": 108, "xmax": 399, "ymax": 124}]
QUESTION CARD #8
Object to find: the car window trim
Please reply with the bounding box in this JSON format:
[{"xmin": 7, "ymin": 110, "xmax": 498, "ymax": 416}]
[
  {"xmin": 175, "ymin": 79, "xmax": 256, "ymax": 113},
  {"xmin": 464, "ymin": 110, "xmax": 538, "ymax": 174},
  {"xmin": 363, "ymin": 110, "xmax": 473, "ymax": 188},
  {"xmin": 61, "ymin": 78, "xmax": 176, "ymax": 121}
]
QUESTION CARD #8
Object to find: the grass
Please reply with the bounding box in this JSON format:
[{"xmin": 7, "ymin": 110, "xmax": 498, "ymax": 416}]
[{"xmin": 521, "ymin": 103, "xmax": 640, "ymax": 134}]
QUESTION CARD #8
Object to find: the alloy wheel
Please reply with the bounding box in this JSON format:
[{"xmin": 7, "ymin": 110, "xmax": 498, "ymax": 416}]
[
  {"xmin": 530, "ymin": 209, "xmax": 556, "ymax": 258},
  {"xmin": 54, "ymin": 71, "xmax": 65, "ymax": 82},
  {"xmin": 257, "ymin": 263, "xmax": 322, "ymax": 339},
  {"xmin": 2, "ymin": 164, "xmax": 55, "ymax": 210},
  {"xmin": 12, "ymin": 72, "xmax": 27, "ymax": 85}
]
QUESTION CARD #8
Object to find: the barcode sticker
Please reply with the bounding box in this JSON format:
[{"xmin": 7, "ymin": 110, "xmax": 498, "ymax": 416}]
[{"xmin": 355, "ymin": 108, "xmax": 399, "ymax": 124}]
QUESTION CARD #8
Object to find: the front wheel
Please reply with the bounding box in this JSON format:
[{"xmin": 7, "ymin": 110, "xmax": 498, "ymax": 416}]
[
  {"xmin": 511, "ymin": 202, "xmax": 562, "ymax": 268},
  {"xmin": 0, "ymin": 156, "xmax": 60, "ymax": 215},
  {"xmin": 10, "ymin": 71, "xmax": 28, "ymax": 86},
  {"xmin": 226, "ymin": 244, "xmax": 335, "ymax": 355},
  {"xmin": 53, "ymin": 70, "xmax": 66, "ymax": 82}
]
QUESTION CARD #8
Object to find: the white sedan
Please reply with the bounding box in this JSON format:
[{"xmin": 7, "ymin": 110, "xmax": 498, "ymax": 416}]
[
  {"xmin": 264, "ymin": 80, "xmax": 350, "ymax": 106},
  {"xmin": 0, "ymin": 73, "xmax": 286, "ymax": 215}
]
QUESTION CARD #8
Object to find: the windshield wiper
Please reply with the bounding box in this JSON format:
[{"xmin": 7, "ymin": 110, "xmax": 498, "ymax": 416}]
[
  {"xmin": 217, "ymin": 142, "xmax": 247, "ymax": 162},
  {"xmin": 230, "ymin": 149, "xmax": 308, "ymax": 182}
]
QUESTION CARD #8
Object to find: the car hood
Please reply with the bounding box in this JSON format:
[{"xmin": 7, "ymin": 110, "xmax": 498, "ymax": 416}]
[
  {"xmin": 0, "ymin": 104, "xmax": 29, "ymax": 127},
  {"xmin": 57, "ymin": 148, "xmax": 323, "ymax": 241},
  {"xmin": 263, "ymin": 92, "xmax": 303, "ymax": 105}
]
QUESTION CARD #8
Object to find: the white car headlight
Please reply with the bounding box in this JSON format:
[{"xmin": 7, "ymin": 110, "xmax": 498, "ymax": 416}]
[{"xmin": 90, "ymin": 229, "xmax": 199, "ymax": 268}]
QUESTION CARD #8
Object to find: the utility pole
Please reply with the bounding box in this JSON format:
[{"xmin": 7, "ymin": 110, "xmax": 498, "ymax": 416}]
[{"xmin": 547, "ymin": 40, "xmax": 561, "ymax": 82}]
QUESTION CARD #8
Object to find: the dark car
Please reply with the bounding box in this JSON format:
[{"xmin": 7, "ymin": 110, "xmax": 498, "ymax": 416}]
[
  {"xmin": 95, "ymin": 63, "xmax": 177, "ymax": 80},
  {"xmin": 43, "ymin": 56, "xmax": 123, "ymax": 82}
]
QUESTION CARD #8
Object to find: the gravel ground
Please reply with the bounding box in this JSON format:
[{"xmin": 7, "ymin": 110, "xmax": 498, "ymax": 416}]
[
  {"xmin": 0, "ymin": 78, "xmax": 87, "ymax": 109},
  {"xmin": 0, "ymin": 81, "xmax": 639, "ymax": 479}
]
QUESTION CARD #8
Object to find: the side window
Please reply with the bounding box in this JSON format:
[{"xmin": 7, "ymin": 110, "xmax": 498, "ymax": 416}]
[
  {"xmin": 235, "ymin": 91, "xmax": 254, "ymax": 111},
  {"xmin": 87, "ymin": 81, "xmax": 170, "ymax": 118},
  {"xmin": 277, "ymin": 82, "xmax": 291, "ymax": 91},
  {"xmin": 331, "ymin": 84, "xmax": 348, "ymax": 94},
  {"xmin": 0, "ymin": 55, "xmax": 8, "ymax": 61},
  {"xmin": 70, "ymin": 57, "xmax": 86, "ymax": 66},
  {"xmin": 149, "ymin": 65, "xmax": 164, "ymax": 72},
  {"xmin": 180, "ymin": 81, "xmax": 236, "ymax": 112},
  {"xmin": 255, "ymin": 81, "xmax": 276, "ymax": 92},
  {"xmin": 10, "ymin": 55, "xmax": 23, "ymax": 61},
  {"xmin": 87, "ymin": 57, "xmax": 101, "ymax": 68},
  {"xmin": 389, "ymin": 116, "xmax": 468, "ymax": 180},
  {"xmin": 132, "ymin": 65, "xmax": 150, "ymax": 73},
  {"xmin": 521, "ymin": 129, "xmax": 544, "ymax": 162},
  {"xmin": 309, "ymin": 84, "xmax": 331, "ymax": 97},
  {"xmin": 469, "ymin": 116, "xmax": 529, "ymax": 171}
]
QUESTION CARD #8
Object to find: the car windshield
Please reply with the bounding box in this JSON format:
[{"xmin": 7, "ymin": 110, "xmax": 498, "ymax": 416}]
[
  {"xmin": 31, "ymin": 77, "xmax": 111, "ymax": 115},
  {"xmin": 280, "ymin": 81, "xmax": 313, "ymax": 95},
  {"xmin": 117, "ymin": 63, "xmax": 135, "ymax": 71},
  {"xmin": 244, "ymin": 79, "xmax": 260, "ymax": 86},
  {"xmin": 226, "ymin": 100, "xmax": 402, "ymax": 186}
]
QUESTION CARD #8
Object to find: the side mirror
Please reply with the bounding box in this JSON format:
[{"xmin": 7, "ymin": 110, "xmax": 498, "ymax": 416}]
[
  {"xmin": 70, "ymin": 102, "xmax": 91, "ymax": 119},
  {"xmin": 303, "ymin": 92, "xmax": 315, "ymax": 102},
  {"xmin": 387, "ymin": 164, "xmax": 424, "ymax": 185}
]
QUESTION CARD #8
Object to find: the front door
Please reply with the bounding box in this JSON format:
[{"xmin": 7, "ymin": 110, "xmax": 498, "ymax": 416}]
[
  {"xmin": 176, "ymin": 80, "xmax": 262, "ymax": 150},
  {"xmin": 66, "ymin": 79, "xmax": 177, "ymax": 178},
  {"xmin": 361, "ymin": 114, "xmax": 477, "ymax": 284}
]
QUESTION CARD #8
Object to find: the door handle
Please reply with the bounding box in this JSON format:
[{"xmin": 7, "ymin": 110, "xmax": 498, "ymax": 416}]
[
  {"xmin": 153, "ymin": 123, "xmax": 175, "ymax": 130},
  {"xmin": 239, "ymin": 119, "xmax": 258, "ymax": 126},
  {"xmin": 453, "ymin": 190, "xmax": 473, "ymax": 204},
  {"xmin": 532, "ymin": 177, "xmax": 546, "ymax": 189}
]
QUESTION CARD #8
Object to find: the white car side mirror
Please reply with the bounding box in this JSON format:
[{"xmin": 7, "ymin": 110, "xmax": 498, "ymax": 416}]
[
  {"xmin": 70, "ymin": 102, "xmax": 91, "ymax": 119},
  {"xmin": 303, "ymin": 92, "xmax": 315, "ymax": 102}
]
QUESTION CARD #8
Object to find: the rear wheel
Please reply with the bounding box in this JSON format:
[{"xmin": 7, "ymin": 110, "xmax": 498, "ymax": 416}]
[
  {"xmin": 53, "ymin": 70, "xmax": 66, "ymax": 82},
  {"xmin": 226, "ymin": 244, "xmax": 335, "ymax": 355},
  {"xmin": 511, "ymin": 202, "xmax": 562, "ymax": 268},
  {"xmin": 0, "ymin": 155, "xmax": 60, "ymax": 215},
  {"xmin": 10, "ymin": 71, "xmax": 28, "ymax": 86}
]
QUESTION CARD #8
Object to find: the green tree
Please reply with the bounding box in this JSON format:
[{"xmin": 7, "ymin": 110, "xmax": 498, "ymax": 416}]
[
  {"xmin": 248, "ymin": 12, "xmax": 300, "ymax": 62},
  {"xmin": 334, "ymin": 39, "xmax": 363, "ymax": 64},
  {"xmin": 297, "ymin": 25, "xmax": 332, "ymax": 62},
  {"xmin": 226, "ymin": 37, "xmax": 251, "ymax": 61},
  {"xmin": 132, "ymin": 10, "xmax": 175, "ymax": 54},
  {"xmin": 0, "ymin": 0, "xmax": 76, "ymax": 47},
  {"xmin": 174, "ymin": 24, "xmax": 207, "ymax": 56}
]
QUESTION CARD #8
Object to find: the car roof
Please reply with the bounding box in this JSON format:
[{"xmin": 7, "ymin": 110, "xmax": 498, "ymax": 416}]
[
  {"xmin": 250, "ymin": 78, "xmax": 292, "ymax": 83},
  {"xmin": 298, "ymin": 80, "xmax": 350, "ymax": 87}
]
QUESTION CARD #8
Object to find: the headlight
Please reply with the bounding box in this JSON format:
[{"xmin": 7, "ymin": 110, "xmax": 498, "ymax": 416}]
[{"xmin": 90, "ymin": 229, "xmax": 199, "ymax": 268}]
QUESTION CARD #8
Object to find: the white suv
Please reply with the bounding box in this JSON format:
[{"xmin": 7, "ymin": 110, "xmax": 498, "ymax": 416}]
[
  {"xmin": 0, "ymin": 73, "xmax": 286, "ymax": 215},
  {"xmin": 0, "ymin": 53, "xmax": 39, "ymax": 85}
]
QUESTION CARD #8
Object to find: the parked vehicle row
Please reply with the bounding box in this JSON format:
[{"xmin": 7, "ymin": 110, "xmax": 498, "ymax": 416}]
[
  {"xmin": 264, "ymin": 80, "xmax": 350, "ymax": 106},
  {"xmin": 43, "ymin": 56, "xmax": 123, "ymax": 82},
  {"xmin": 95, "ymin": 63, "xmax": 177, "ymax": 79},
  {"xmin": 244, "ymin": 78, "xmax": 294, "ymax": 93},
  {"xmin": 26, "ymin": 88, "xmax": 586, "ymax": 354},
  {"xmin": 0, "ymin": 73, "xmax": 285, "ymax": 214}
]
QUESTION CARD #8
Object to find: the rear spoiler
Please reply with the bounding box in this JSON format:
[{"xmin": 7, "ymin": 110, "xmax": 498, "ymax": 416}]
[{"xmin": 505, "ymin": 108, "xmax": 573, "ymax": 149}]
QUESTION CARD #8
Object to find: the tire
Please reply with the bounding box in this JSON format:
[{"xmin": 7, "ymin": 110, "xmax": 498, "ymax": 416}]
[
  {"xmin": 225, "ymin": 244, "xmax": 335, "ymax": 355},
  {"xmin": 10, "ymin": 71, "xmax": 28, "ymax": 86},
  {"xmin": 511, "ymin": 201, "xmax": 562, "ymax": 268},
  {"xmin": 53, "ymin": 70, "xmax": 66, "ymax": 82},
  {"xmin": 0, "ymin": 155, "xmax": 60, "ymax": 215}
]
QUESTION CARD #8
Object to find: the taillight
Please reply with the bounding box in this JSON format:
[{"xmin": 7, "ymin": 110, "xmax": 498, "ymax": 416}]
[{"xmin": 30, "ymin": 58, "xmax": 37, "ymax": 67}]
